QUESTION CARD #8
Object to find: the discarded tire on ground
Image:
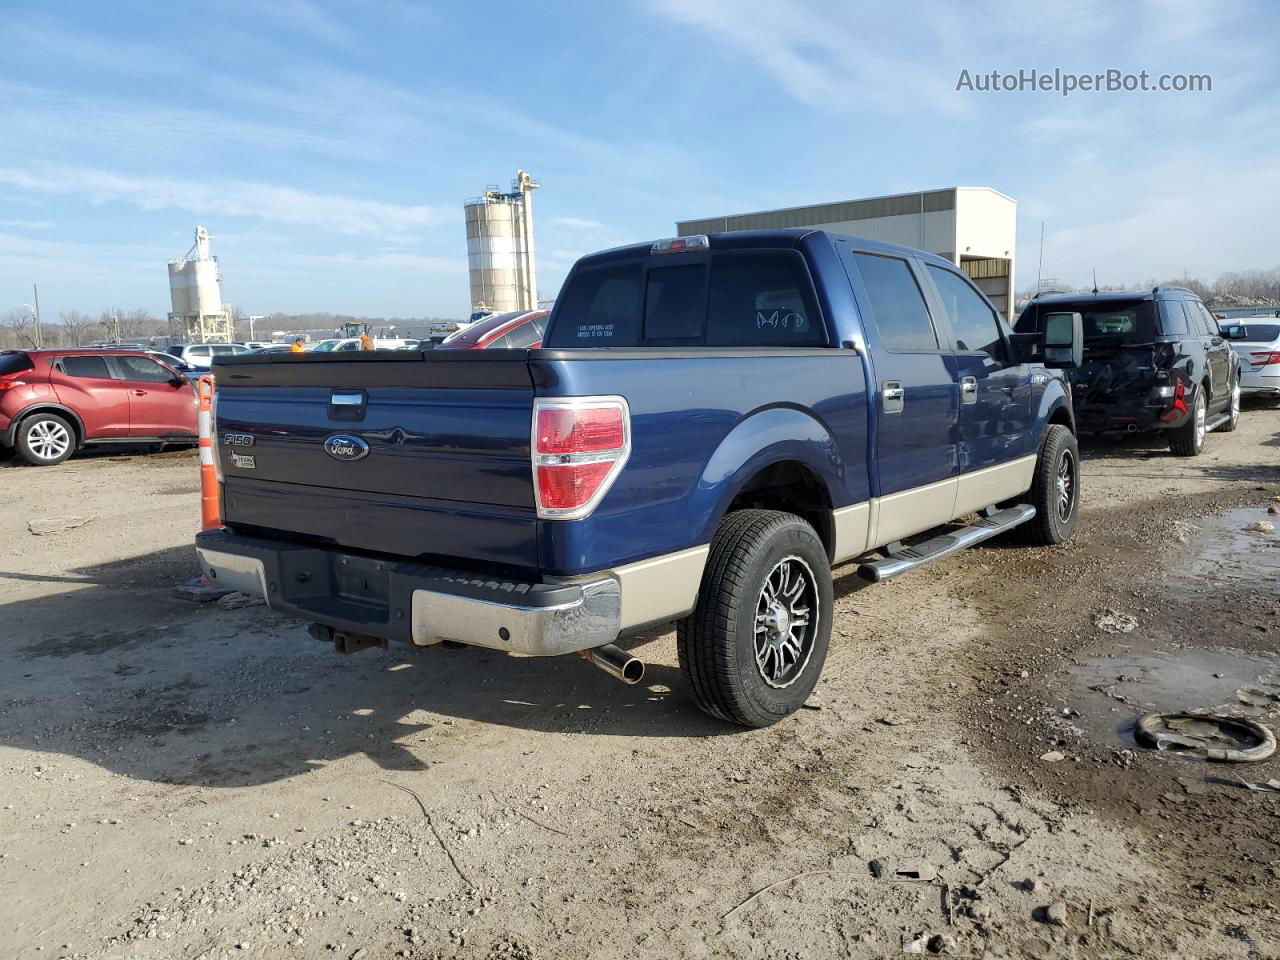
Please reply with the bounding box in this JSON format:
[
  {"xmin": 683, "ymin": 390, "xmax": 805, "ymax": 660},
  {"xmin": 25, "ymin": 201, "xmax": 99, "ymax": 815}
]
[{"xmin": 1134, "ymin": 711, "xmax": 1277, "ymax": 763}]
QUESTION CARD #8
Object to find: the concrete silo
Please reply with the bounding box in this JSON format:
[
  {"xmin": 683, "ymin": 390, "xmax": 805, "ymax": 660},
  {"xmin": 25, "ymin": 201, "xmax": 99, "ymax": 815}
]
[
  {"xmin": 465, "ymin": 170, "xmax": 539, "ymax": 314},
  {"xmin": 168, "ymin": 225, "xmax": 234, "ymax": 342}
]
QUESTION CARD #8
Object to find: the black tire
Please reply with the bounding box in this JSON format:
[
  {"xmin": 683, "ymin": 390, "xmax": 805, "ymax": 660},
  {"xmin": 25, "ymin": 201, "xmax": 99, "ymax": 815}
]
[
  {"xmin": 1168, "ymin": 382, "xmax": 1207, "ymax": 457},
  {"xmin": 14, "ymin": 413, "xmax": 76, "ymax": 466},
  {"xmin": 677, "ymin": 509, "xmax": 833, "ymax": 728},
  {"xmin": 1017, "ymin": 424, "xmax": 1080, "ymax": 545},
  {"xmin": 0, "ymin": 444, "xmax": 14, "ymax": 462},
  {"xmin": 1219, "ymin": 372, "xmax": 1241, "ymax": 433}
]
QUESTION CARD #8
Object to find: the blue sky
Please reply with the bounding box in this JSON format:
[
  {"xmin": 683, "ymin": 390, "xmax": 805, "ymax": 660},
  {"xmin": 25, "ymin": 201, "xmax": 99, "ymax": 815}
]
[{"xmin": 1, "ymin": 0, "xmax": 1277, "ymax": 320}]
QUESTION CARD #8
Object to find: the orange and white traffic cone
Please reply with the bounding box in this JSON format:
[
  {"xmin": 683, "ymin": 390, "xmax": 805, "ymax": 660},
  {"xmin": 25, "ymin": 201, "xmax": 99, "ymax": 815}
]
[{"xmin": 197, "ymin": 375, "xmax": 221, "ymax": 530}]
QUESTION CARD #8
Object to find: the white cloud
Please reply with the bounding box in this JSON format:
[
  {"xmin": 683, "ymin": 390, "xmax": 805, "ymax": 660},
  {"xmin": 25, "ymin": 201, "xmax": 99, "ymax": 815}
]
[
  {"xmin": 0, "ymin": 166, "xmax": 448, "ymax": 237},
  {"xmin": 0, "ymin": 219, "xmax": 51, "ymax": 230}
]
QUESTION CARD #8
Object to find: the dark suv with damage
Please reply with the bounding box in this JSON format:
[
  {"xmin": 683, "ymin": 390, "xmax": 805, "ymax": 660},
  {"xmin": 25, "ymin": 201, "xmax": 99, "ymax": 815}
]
[{"xmin": 1015, "ymin": 287, "xmax": 1240, "ymax": 456}]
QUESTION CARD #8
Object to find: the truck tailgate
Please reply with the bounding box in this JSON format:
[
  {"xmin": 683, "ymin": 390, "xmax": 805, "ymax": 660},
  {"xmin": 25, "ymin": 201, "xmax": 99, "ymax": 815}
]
[{"xmin": 211, "ymin": 352, "xmax": 539, "ymax": 570}]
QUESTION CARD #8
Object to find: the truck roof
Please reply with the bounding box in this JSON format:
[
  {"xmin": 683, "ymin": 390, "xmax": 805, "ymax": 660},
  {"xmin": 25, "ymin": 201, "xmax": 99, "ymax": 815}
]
[{"xmin": 572, "ymin": 229, "xmax": 961, "ymax": 272}]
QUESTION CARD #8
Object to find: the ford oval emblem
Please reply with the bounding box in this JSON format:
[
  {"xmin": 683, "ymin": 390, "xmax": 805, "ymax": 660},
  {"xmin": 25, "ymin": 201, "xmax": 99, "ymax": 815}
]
[{"xmin": 323, "ymin": 434, "xmax": 370, "ymax": 462}]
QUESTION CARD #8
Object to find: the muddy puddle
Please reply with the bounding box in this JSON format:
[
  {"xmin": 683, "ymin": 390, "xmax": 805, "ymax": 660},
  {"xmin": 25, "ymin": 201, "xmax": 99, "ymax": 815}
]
[
  {"xmin": 1168, "ymin": 507, "xmax": 1280, "ymax": 592},
  {"xmin": 1056, "ymin": 506, "xmax": 1280, "ymax": 752},
  {"xmin": 1059, "ymin": 646, "xmax": 1280, "ymax": 749}
]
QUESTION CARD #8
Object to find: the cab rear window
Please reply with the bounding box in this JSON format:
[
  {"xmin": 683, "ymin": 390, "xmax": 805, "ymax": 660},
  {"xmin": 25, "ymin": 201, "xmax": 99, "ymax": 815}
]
[
  {"xmin": 1017, "ymin": 300, "xmax": 1157, "ymax": 341},
  {"xmin": 546, "ymin": 251, "xmax": 826, "ymax": 348}
]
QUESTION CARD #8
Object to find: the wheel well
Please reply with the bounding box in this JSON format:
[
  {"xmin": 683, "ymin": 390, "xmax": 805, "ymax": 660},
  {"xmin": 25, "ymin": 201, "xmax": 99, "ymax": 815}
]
[
  {"xmin": 725, "ymin": 461, "xmax": 834, "ymax": 559},
  {"xmin": 1048, "ymin": 405, "xmax": 1073, "ymax": 434},
  {"xmin": 12, "ymin": 406, "xmax": 83, "ymax": 447}
]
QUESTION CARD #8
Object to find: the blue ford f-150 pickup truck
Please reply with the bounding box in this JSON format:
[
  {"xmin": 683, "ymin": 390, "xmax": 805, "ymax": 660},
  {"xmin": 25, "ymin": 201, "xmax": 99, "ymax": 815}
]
[{"xmin": 197, "ymin": 229, "xmax": 1082, "ymax": 727}]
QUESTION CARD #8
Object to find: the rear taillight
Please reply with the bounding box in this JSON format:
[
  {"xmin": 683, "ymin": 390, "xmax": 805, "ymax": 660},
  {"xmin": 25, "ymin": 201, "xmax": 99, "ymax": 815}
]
[
  {"xmin": 0, "ymin": 378, "xmax": 25, "ymax": 391},
  {"xmin": 1250, "ymin": 350, "xmax": 1280, "ymax": 366},
  {"xmin": 1159, "ymin": 379, "xmax": 1187, "ymax": 422},
  {"xmin": 533, "ymin": 397, "xmax": 630, "ymax": 519}
]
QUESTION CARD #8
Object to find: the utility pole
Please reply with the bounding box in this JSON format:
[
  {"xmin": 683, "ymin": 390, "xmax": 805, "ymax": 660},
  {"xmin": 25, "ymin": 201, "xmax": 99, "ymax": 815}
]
[{"xmin": 32, "ymin": 282, "xmax": 43, "ymax": 349}]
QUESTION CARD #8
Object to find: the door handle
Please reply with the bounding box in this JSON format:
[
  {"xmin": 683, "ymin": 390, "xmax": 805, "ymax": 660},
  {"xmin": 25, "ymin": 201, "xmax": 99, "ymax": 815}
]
[
  {"xmin": 960, "ymin": 376, "xmax": 977, "ymax": 404},
  {"xmin": 131, "ymin": 389, "xmax": 147, "ymax": 397},
  {"xmin": 882, "ymin": 381, "xmax": 905, "ymax": 414}
]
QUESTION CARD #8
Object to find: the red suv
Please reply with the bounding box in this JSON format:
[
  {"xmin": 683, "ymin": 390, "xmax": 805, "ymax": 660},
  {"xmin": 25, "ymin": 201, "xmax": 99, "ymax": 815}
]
[{"xmin": 0, "ymin": 349, "xmax": 199, "ymax": 466}]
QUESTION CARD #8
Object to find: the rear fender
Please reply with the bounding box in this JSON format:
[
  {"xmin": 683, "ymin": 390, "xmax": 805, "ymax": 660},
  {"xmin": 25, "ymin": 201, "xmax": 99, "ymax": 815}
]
[
  {"xmin": 693, "ymin": 405, "xmax": 843, "ymax": 544},
  {"xmin": 3, "ymin": 401, "xmax": 86, "ymax": 448}
]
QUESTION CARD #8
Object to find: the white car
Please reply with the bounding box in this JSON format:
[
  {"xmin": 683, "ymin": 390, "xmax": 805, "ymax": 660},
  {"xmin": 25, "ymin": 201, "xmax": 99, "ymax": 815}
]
[
  {"xmin": 165, "ymin": 343, "xmax": 252, "ymax": 369},
  {"xmin": 323, "ymin": 337, "xmax": 409, "ymax": 352},
  {"xmin": 1222, "ymin": 317, "xmax": 1280, "ymax": 400}
]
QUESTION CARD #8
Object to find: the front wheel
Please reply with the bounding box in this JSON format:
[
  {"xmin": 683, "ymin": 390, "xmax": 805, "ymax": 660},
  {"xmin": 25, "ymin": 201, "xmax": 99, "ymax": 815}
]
[
  {"xmin": 1017, "ymin": 424, "xmax": 1080, "ymax": 545},
  {"xmin": 677, "ymin": 510, "xmax": 833, "ymax": 728}
]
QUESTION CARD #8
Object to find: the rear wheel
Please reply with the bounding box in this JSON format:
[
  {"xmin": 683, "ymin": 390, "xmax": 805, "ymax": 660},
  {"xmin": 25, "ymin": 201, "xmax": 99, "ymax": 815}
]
[
  {"xmin": 677, "ymin": 510, "xmax": 833, "ymax": 728},
  {"xmin": 1169, "ymin": 383, "xmax": 1207, "ymax": 456},
  {"xmin": 15, "ymin": 413, "xmax": 75, "ymax": 466},
  {"xmin": 1016, "ymin": 424, "xmax": 1080, "ymax": 545}
]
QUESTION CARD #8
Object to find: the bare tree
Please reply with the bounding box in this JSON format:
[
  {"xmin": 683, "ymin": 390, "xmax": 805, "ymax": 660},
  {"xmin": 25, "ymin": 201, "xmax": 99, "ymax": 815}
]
[
  {"xmin": 118, "ymin": 308, "xmax": 156, "ymax": 339},
  {"xmin": 2, "ymin": 309, "xmax": 38, "ymax": 349},
  {"xmin": 58, "ymin": 310, "xmax": 95, "ymax": 346}
]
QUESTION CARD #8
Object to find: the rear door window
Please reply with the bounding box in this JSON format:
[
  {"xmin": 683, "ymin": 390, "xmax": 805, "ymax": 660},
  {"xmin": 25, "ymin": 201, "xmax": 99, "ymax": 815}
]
[
  {"xmin": 706, "ymin": 252, "xmax": 825, "ymax": 346},
  {"xmin": 851, "ymin": 252, "xmax": 939, "ymax": 352},
  {"xmin": 503, "ymin": 319, "xmax": 545, "ymax": 349},
  {"xmin": 59, "ymin": 355, "xmax": 113, "ymax": 379},
  {"xmin": 1193, "ymin": 302, "xmax": 1220, "ymax": 336}
]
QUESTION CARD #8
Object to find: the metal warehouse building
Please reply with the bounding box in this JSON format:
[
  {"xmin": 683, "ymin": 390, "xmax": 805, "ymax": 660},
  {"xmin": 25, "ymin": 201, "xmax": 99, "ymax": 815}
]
[{"xmin": 677, "ymin": 186, "xmax": 1017, "ymax": 320}]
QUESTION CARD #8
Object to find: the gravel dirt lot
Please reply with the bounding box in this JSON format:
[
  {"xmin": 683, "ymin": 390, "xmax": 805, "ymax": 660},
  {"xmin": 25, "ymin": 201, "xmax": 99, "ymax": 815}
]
[{"xmin": 1, "ymin": 411, "xmax": 1278, "ymax": 960}]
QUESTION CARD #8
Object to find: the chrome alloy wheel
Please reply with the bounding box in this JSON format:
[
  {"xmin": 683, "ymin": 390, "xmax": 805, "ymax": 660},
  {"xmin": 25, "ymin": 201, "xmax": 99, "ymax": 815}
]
[
  {"xmin": 1055, "ymin": 449, "xmax": 1076, "ymax": 523},
  {"xmin": 754, "ymin": 556, "xmax": 819, "ymax": 688},
  {"xmin": 1230, "ymin": 380, "xmax": 1241, "ymax": 428},
  {"xmin": 27, "ymin": 420, "xmax": 71, "ymax": 461},
  {"xmin": 1194, "ymin": 390, "xmax": 1206, "ymax": 448}
]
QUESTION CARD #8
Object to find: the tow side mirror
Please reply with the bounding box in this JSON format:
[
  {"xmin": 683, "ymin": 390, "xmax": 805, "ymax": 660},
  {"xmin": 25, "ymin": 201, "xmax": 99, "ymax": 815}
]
[
  {"xmin": 1221, "ymin": 324, "xmax": 1248, "ymax": 341},
  {"xmin": 1042, "ymin": 312, "xmax": 1083, "ymax": 368}
]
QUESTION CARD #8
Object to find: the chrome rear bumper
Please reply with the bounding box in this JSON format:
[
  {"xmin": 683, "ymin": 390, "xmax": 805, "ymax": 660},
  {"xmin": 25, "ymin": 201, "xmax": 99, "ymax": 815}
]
[{"xmin": 195, "ymin": 531, "xmax": 621, "ymax": 656}]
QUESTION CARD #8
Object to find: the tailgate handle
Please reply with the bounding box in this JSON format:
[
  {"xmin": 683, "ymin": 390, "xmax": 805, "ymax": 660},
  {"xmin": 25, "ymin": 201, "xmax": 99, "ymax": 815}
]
[{"xmin": 330, "ymin": 390, "xmax": 367, "ymax": 421}]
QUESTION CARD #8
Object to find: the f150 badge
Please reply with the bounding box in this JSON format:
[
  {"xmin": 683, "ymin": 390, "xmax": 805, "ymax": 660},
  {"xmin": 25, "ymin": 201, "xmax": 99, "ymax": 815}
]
[{"xmin": 324, "ymin": 434, "xmax": 370, "ymax": 462}]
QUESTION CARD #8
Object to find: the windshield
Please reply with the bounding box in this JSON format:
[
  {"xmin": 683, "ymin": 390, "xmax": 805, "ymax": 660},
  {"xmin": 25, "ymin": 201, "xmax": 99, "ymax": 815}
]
[{"xmin": 311, "ymin": 340, "xmax": 337, "ymax": 352}]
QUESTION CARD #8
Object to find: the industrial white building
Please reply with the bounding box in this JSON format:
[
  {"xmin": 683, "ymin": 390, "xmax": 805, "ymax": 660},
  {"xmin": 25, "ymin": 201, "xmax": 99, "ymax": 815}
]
[
  {"xmin": 465, "ymin": 170, "xmax": 540, "ymax": 314},
  {"xmin": 677, "ymin": 187, "xmax": 1017, "ymax": 320},
  {"xmin": 168, "ymin": 225, "xmax": 234, "ymax": 342}
]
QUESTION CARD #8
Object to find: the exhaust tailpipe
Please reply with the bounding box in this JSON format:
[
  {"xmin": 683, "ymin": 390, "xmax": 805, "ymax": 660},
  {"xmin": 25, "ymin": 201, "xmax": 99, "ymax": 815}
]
[{"xmin": 580, "ymin": 644, "xmax": 644, "ymax": 685}]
